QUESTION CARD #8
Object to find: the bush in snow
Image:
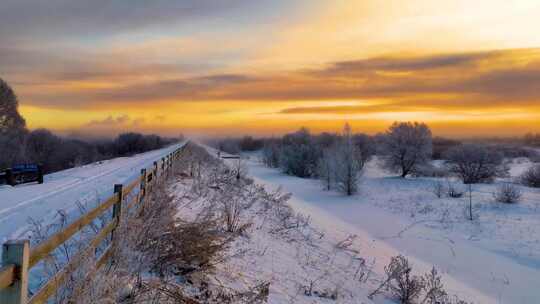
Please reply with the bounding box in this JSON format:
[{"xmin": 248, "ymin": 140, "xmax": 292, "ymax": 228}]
[
  {"xmin": 369, "ymin": 255, "xmax": 423, "ymax": 304},
  {"xmin": 446, "ymin": 182, "xmax": 464, "ymax": 198},
  {"xmin": 421, "ymin": 267, "xmax": 448, "ymax": 304},
  {"xmin": 520, "ymin": 164, "xmax": 540, "ymax": 188},
  {"xmin": 370, "ymin": 256, "xmax": 471, "ymax": 304},
  {"xmin": 379, "ymin": 121, "xmax": 433, "ymax": 178},
  {"xmin": 493, "ymin": 183, "xmax": 522, "ymax": 204},
  {"xmin": 445, "ymin": 144, "xmax": 508, "ymax": 184}
]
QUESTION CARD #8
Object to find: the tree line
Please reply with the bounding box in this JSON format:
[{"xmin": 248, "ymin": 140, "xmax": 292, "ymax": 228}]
[
  {"xmin": 213, "ymin": 121, "xmax": 520, "ymax": 196},
  {"xmin": 0, "ymin": 78, "xmax": 179, "ymax": 174}
]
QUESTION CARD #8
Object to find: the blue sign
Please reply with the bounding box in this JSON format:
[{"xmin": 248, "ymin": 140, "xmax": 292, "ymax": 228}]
[{"xmin": 12, "ymin": 164, "xmax": 39, "ymax": 173}]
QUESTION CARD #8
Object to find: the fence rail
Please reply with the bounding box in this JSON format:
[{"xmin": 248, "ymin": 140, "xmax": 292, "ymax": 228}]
[{"xmin": 0, "ymin": 143, "xmax": 187, "ymax": 304}]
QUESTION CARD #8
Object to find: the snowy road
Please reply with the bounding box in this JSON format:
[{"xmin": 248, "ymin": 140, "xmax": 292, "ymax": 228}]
[
  {"xmin": 247, "ymin": 159, "xmax": 540, "ymax": 304},
  {"xmin": 0, "ymin": 142, "xmax": 186, "ymax": 242}
]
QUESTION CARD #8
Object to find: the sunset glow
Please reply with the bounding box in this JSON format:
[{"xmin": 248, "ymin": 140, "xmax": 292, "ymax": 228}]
[{"xmin": 3, "ymin": 0, "xmax": 540, "ymax": 137}]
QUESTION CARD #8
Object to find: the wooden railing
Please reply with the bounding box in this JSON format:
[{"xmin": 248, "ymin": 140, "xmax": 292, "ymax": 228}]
[{"xmin": 0, "ymin": 143, "xmax": 187, "ymax": 304}]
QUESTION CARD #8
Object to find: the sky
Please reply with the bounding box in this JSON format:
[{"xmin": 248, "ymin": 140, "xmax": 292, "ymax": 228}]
[{"xmin": 2, "ymin": 0, "xmax": 540, "ymax": 138}]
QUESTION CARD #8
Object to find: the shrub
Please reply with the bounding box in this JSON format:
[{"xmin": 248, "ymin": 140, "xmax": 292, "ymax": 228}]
[
  {"xmin": 520, "ymin": 164, "xmax": 540, "ymax": 188},
  {"xmin": 421, "ymin": 267, "xmax": 448, "ymax": 304},
  {"xmin": 447, "ymin": 182, "xmax": 464, "ymax": 198},
  {"xmin": 370, "ymin": 256, "xmax": 472, "ymax": 304},
  {"xmin": 445, "ymin": 144, "xmax": 507, "ymax": 184},
  {"xmin": 370, "ymin": 255, "xmax": 423, "ymax": 304},
  {"xmin": 493, "ymin": 183, "xmax": 522, "ymax": 204}
]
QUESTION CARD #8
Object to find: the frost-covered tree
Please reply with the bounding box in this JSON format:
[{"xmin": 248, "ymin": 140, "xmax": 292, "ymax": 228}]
[
  {"xmin": 445, "ymin": 144, "xmax": 508, "ymax": 184},
  {"xmin": 333, "ymin": 123, "xmax": 366, "ymax": 195},
  {"xmin": 317, "ymin": 147, "xmax": 336, "ymax": 191},
  {"xmin": 262, "ymin": 139, "xmax": 281, "ymax": 168},
  {"xmin": 379, "ymin": 122, "xmax": 432, "ymax": 178},
  {"xmin": 279, "ymin": 128, "xmax": 320, "ymax": 177}
]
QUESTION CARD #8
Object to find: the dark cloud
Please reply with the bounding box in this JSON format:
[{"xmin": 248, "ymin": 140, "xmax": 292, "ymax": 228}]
[
  {"xmin": 0, "ymin": 0, "xmax": 268, "ymax": 41},
  {"xmin": 279, "ymin": 103, "xmax": 415, "ymax": 114},
  {"xmin": 310, "ymin": 51, "xmax": 499, "ymax": 76}
]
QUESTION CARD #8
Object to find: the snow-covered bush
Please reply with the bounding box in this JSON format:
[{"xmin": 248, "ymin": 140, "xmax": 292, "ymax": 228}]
[
  {"xmin": 370, "ymin": 256, "xmax": 471, "ymax": 304},
  {"xmin": 421, "ymin": 267, "xmax": 448, "ymax": 304},
  {"xmin": 493, "ymin": 183, "xmax": 522, "ymax": 204},
  {"xmin": 384, "ymin": 255, "xmax": 424, "ymax": 304},
  {"xmin": 378, "ymin": 121, "xmax": 433, "ymax": 178},
  {"xmin": 520, "ymin": 164, "xmax": 540, "ymax": 188},
  {"xmin": 446, "ymin": 182, "xmax": 464, "ymax": 198},
  {"xmin": 445, "ymin": 144, "xmax": 507, "ymax": 184}
]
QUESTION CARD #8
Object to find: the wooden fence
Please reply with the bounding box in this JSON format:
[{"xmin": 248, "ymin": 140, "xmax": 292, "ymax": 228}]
[{"xmin": 0, "ymin": 143, "xmax": 187, "ymax": 304}]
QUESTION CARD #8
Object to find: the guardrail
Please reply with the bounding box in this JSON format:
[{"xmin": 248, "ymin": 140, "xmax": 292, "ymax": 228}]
[{"xmin": 0, "ymin": 143, "xmax": 187, "ymax": 304}]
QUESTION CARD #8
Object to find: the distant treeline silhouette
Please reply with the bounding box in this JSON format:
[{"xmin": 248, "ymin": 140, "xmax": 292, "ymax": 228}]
[{"xmin": 0, "ymin": 78, "xmax": 179, "ymax": 174}]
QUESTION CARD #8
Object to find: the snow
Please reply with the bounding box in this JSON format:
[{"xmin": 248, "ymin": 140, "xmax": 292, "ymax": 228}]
[
  {"xmin": 243, "ymin": 155, "xmax": 540, "ymax": 304},
  {"xmin": 171, "ymin": 152, "xmax": 377, "ymax": 303},
  {"xmin": 0, "ymin": 142, "xmax": 186, "ymax": 242}
]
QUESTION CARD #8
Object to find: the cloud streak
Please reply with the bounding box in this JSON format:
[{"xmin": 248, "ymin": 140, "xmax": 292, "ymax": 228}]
[{"xmin": 12, "ymin": 48, "xmax": 540, "ymax": 116}]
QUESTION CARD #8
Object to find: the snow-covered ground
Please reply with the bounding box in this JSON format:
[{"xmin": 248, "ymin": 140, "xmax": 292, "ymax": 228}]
[
  {"xmin": 245, "ymin": 155, "xmax": 540, "ymax": 304},
  {"xmin": 0, "ymin": 142, "xmax": 186, "ymax": 242}
]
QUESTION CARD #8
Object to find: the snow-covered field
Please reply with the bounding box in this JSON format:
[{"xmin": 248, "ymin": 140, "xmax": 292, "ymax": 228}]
[
  {"xmin": 244, "ymin": 155, "xmax": 540, "ymax": 304},
  {"xmin": 0, "ymin": 142, "xmax": 186, "ymax": 243}
]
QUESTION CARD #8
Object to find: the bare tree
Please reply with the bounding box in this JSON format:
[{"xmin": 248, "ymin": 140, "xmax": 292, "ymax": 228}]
[
  {"xmin": 334, "ymin": 123, "xmax": 366, "ymax": 196},
  {"xmin": 317, "ymin": 148, "xmax": 336, "ymax": 191},
  {"xmin": 445, "ymin": 144, "xmax": 508, "ymax": 184},
  {"xmin": 379, "ymin": 122, "xmax": 432, "ymax": 178}
]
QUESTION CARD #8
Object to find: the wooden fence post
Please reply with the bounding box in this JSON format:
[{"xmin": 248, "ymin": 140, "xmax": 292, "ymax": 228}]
[
  {"xmin": 140, "ymin": 169, "xmax": 147, "ymax": 200},
  {"xmin": 0, "ymin": 240, "xmax": 29, "ymax": 304},
  {"xmin": 139, "ymin": 169, "xmax": 147, "ymax": 215},
  {"xmin": 111, "ymin": 184, "xmax": 123, "ymax": 241},
  {"xmin": 153, "ymin": 161, "xmax": 158, "ymax": 178}
]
